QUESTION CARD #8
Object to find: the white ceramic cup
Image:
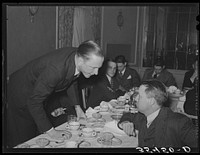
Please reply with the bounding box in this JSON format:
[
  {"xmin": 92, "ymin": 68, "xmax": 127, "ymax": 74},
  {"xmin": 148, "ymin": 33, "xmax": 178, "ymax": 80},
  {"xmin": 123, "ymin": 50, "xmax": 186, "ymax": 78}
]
[
  {"xmin": 66, "ymin": 121, "xmax": 80, "ymax": 130},
  {"xmin": 100, "ymin": 105, "xmax": 109, "ymax": 112},
  {"xmin": 82, "ymin": 127, "xmax": 96, "ymax": 137},
  {"xmin": 65, "ymin": 141, "xmax": 77, "ymax": 148}
]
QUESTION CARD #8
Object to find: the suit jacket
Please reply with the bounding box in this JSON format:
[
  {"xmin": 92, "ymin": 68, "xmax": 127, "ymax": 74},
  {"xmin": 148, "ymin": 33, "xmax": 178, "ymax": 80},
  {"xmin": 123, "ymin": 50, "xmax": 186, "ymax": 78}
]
[
  {"xmin": 118, "ymin": 107, "xmax": 197, "ymax": 148},
  {"xmin": 87, "ymin": 75, "xmax": 125, "ymax": 108},
  {"xmin": 116, "ymin": 67, "xmax": 141, "ymax": 91},
  {"xmin": 142, "ymin": 68, "xmax": 177, "ymax": 87},
  {"xmin": 8, "ymin": 47, "xmax": 80, "ymax": 133},
  {"xmin": 182, "ymin": 69, "xmax": 196, "ymax": 89}
]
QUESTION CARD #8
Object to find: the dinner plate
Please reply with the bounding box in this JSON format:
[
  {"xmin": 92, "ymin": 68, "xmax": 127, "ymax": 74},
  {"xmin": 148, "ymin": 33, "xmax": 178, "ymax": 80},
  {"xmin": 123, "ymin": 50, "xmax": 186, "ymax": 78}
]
[
  {"xmin": 16, "ymin": 143, "xmax": 30, "ymax": 148},
  {"xmin": 97, "ymin": 137, "xmax": 122, "ymax": 146},
  {"xmin": 169, "ymin": 93, "xmax": 183, "ymax": 98},
  {"xmin": 30, "ymin": 144, "xmax": 53, "ymax": 148},
  {"xmin": 87, "ymin": 117, "xmax": 106, "ymax": 123},
  {"xmin": 91, "ymin": 122, "xmax": 105, "ymax": 127}
]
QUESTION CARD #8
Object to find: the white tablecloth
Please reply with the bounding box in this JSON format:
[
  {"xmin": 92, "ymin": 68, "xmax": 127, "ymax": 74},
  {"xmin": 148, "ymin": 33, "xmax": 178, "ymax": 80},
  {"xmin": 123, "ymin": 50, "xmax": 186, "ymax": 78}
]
[{"xmin": 15, "ymin": 112, "xmax": 138, "ymax": 148}]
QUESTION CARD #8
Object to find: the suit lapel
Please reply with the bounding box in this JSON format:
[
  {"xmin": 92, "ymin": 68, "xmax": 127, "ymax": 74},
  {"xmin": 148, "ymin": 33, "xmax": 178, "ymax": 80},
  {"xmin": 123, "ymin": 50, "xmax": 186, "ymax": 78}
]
[{"xmin": 154, "ymin": 107, "xmax": 168, "ymax": 147}]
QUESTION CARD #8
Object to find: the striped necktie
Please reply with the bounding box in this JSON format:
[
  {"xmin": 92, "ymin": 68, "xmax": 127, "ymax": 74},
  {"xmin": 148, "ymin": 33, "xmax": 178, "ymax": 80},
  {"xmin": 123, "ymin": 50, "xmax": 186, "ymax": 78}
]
[
  {"xmin": 119, "ymin": 71, "xmax": 123, "ymax": 77},
  {"xmin": 110, "ymin": 78, "xmax": 114, "ymax": 90}
]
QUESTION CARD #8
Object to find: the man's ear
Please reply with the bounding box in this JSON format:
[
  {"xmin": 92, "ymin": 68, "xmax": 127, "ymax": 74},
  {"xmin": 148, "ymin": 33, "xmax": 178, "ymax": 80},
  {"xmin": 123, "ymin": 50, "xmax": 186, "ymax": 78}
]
[
  {"xmin": 163, "ymin": 65, "xmax": 165, "ymax": 69},
  {"xmin": 124, "ymin": 62, "xmax": 127, "ymax": 66},
  {"xmin": 149, "ymin": 97, "xmax": 156, "ymax": 106}
]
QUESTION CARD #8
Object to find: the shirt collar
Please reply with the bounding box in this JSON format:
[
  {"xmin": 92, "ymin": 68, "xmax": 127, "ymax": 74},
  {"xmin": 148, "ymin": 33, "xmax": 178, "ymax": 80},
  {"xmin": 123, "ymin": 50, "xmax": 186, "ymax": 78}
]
[
  {"xmin": 74, "ymin": 67, "xmax": 80, "ymax": 76},
  {"xmin": 120, "ymin": 67, "xmax": 126, "ymax": 75},
  {"xmin": 147, "ymin": 108, "xmax": 161, "ymax": 126},
  {"xmin": 106, "ymin": 75, "xmax": 112, "ymax": 83},
  {"xmin": 74, "ymin": 54, "xmax": 80, "ymax": 76}
]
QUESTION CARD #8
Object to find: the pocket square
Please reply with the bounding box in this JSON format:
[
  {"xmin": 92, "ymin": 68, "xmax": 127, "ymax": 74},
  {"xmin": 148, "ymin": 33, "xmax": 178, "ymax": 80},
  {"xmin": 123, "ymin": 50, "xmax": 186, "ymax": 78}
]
[{"xmin": 127, "ymin": 75, "xmax": 132, "ymax": 79}]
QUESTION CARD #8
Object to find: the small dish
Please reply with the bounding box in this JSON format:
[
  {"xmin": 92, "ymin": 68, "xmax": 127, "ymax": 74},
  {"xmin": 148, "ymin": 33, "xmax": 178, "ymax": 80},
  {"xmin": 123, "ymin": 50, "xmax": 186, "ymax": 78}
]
[{"xmin": 35, "ymin": 138, "xmax": 50, "ymax": 148}]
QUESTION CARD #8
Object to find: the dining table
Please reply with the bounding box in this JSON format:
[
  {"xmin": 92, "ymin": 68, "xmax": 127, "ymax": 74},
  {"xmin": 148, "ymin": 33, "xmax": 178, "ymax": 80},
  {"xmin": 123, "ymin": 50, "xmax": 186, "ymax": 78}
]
[{"xmin": 14, "ymin": 108, "xmax": 138, "ymax": 149}]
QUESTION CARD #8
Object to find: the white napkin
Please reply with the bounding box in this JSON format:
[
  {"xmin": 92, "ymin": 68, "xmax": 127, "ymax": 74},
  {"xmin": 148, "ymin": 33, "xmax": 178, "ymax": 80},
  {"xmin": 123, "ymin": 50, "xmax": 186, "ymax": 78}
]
[
  {"xmin": 99, "ymin": 101, "xmax": 113, "ymax": 109},
  {"xmin": 127, "ymin": 75, "xmax": 132, "ymax": 79},
  {"xmin": 85, "ymin": 107, "xmax": 99, "ymax": 118},
  {"xmin": 179, "ymin": 95, "xmax": 186, "ymax": 102},
  {"xmin": 104, "ymin": 120, "xmax": 126, "ymax": 136}
]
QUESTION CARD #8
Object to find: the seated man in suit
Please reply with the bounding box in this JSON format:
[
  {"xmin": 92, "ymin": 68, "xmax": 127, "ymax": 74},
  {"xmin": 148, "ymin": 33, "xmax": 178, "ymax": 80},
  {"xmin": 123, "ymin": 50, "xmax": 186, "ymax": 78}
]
[
  {"xmin": 87, "ymin": 58, "xmax": 125, "ymax": 108},
  {"xmin": 182, "ymin": 57, "xmax": 198, "ymax": 117},
  {"xmin": 182, "ymin": 58, "xmax": 198, "ymax": 90},
  {"xmin": 117, "ymin": 80, "xmax": 197, "ymax": 148},
  {"xmin": 115, "ymin": 55, "xmax": 141, "ymax": 92},
  {"xmin": 142, "ymin": 59, "xmax": 177, "ymax": 87}
]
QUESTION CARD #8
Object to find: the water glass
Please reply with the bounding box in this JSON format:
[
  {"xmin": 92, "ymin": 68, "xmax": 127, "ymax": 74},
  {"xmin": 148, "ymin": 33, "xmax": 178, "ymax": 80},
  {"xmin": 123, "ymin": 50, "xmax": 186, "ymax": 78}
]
[{"xmin": 68, "ymin": 114, "xmax": 77, "ymax": 123}]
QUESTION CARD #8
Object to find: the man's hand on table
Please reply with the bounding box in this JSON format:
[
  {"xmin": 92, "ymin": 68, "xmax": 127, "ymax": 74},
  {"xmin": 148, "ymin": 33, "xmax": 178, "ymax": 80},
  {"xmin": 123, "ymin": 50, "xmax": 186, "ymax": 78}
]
[
  {"xmin": 46, "ymin": 128, "xmax": 71, "ymax": 141},
  {"xmin": 119, "ymin": 121, "xmax": 136, "ymax": 137},
  {"xmin": 75, "ymin": 105, "xmax": 86, "ymax": 120}
]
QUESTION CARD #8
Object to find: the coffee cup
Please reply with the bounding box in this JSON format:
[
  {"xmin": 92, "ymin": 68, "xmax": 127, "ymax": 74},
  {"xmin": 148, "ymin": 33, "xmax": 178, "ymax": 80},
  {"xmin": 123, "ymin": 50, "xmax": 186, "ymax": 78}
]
[
  {"xmin": 82, "ymin": 127, "xmax": 96, "ymax": 137},
  {"xmin": 175, "ymin": 89, "xmax": 181, "ymax": 94},
  {"xmin": 65, "ymin": 141, "xmax": 77, "ymax": 148},
  {"xmin": 100, "ymin": 105, "xmax": 109, "ymax": 112},
  {"xmin": 101, "ymin": 132, "xmax": 114, "ymax": 145},
  {"xmin": 66, "ymin": 121, "xmax": 80, "ymax": 130},
  {"xmin": 117, "ymin": 96, "xmax": 126, "ymax": 105}
]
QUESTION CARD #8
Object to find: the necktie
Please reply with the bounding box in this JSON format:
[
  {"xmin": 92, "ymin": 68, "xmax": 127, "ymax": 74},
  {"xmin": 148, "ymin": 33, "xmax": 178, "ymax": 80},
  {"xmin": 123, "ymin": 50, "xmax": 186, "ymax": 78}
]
[
  {"xmin": 119, "ymin": 72, "xmax": 123, "ymax": 77},
  {"xmin": 110, "ymin": 78, "xmax": 114, "ymax": 90}
]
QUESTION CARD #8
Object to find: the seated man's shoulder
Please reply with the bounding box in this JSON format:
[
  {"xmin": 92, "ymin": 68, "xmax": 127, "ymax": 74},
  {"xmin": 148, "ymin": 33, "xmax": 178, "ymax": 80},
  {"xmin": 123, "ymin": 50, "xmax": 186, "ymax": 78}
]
[
  {"xmin": 166, "ymin": 109, "xmax": 192, "ymax": 124},
  {"xmin": 163, "ymin": 69, "xmax": 173, "ymax": 75}
]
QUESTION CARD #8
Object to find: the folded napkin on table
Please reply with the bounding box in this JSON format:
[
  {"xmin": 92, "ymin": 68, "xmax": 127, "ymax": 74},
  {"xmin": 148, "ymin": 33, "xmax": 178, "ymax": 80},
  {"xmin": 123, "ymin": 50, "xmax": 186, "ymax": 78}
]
[{"xmin": 104, "ymin": 120, "xmax": 126, "ymax": 136}]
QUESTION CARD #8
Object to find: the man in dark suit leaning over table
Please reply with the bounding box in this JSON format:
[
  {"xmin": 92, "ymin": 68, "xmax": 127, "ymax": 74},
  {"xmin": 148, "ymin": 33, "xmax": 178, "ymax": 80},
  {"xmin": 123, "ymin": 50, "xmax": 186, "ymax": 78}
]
[
  {"xmin": 142, "ymin": 59, "xmax": 177, "ymax": 87},
  {"xmin": 87, "ymin": 58, "xmax": 125, "ymax": 108},
  {"xmin": 117, "ymin": 80, "xmax": 198, "ymax": 148},
  {"xmin": 115, "ymin": 55, "xmax": 141, "ymax": 92},
  {"xmin": 6, "ymin": 40, "xmax": 104, "ymax": 148}
]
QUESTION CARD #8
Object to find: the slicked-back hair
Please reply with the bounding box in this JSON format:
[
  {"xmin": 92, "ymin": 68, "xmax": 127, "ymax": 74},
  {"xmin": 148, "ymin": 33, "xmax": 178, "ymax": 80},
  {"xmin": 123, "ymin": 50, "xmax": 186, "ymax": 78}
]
[
  {"xmin": 153, "ymin": 59, "xmax": 165, "ymax": 67},
  {"xmin": 98, "ymin": 58, "xmax": 116, "ymax": 76},
  {"xmin": 141, "ymin": 80, "xmax": 168, "ymax": 106},
  {"xmin": 76, "ymin": 40, "xmax": 104, "ymax": 60},
  {"xmin": 115, "ymin": 55, "xmax": 127, "ymax": 64}
]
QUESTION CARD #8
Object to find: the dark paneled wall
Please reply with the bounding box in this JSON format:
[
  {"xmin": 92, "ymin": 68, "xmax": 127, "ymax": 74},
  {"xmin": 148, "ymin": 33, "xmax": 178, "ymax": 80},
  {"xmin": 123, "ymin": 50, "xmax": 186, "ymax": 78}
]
[{"xmin": 7, "ymin": 6, "xmax": 56, "ymax": 75}]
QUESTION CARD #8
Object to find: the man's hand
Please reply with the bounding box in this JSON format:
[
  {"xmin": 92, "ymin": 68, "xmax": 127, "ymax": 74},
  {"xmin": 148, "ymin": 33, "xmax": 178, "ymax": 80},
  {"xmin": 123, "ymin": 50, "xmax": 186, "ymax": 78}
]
[
  {"xmin": 51, "ymin": 107, "xmax": 66, "ymax": 117},
  {"xmin": 75, "ymin": 105, "xmax": 86, "ymax": 120}
]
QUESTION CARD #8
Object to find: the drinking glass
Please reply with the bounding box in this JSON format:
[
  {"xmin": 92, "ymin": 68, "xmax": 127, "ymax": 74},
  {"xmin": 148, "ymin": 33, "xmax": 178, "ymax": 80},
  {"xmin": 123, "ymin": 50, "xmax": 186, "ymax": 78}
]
[{"xmin": 68, "ymin": 114, "xmax": 77, "ymax": 123}]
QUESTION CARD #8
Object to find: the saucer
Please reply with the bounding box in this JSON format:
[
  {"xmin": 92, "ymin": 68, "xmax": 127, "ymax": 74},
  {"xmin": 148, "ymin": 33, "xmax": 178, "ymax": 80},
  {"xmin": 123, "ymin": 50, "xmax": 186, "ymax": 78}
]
[
  {"xmin": 30, "ymin": 144, "xmax": 53, "ymax": 148},
  {"xmin": 35, "ymin": 138, "xmax": 50, "ymax": 147},
  {"xmin": 16, "ymin": 143, "xmax": 30, "ymax": 148}
]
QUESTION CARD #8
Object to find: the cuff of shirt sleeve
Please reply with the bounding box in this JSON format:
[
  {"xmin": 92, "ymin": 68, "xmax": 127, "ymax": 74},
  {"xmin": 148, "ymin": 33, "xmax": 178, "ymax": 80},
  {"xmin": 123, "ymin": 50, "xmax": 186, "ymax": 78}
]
[{"xmin": 45, "ymin": 127, "xmax": 54, "ymax": 134}]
